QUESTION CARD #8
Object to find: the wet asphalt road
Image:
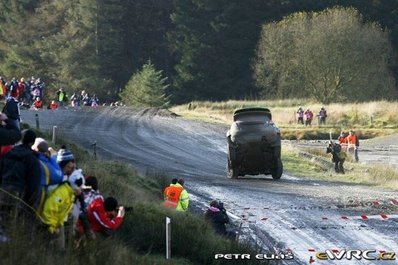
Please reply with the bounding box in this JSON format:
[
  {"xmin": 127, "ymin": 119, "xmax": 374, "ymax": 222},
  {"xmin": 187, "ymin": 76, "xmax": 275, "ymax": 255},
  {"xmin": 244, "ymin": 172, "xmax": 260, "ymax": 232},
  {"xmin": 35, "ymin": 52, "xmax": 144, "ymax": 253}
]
[{"xmin": 21, "ymin": 107, "xmax": 398, "ymax": 265}]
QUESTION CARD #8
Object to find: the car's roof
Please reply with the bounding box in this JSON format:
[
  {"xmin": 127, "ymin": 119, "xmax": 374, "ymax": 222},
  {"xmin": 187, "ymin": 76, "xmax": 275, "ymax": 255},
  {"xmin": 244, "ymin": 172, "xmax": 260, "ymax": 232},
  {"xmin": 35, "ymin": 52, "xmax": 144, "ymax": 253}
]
[
  {"xmin": 233, "ymin": 107, "xmax": 271, "ymax": 115},
  {"xmin": 233, "ymin": 107, "xmax": 272, "ymax": 121}
]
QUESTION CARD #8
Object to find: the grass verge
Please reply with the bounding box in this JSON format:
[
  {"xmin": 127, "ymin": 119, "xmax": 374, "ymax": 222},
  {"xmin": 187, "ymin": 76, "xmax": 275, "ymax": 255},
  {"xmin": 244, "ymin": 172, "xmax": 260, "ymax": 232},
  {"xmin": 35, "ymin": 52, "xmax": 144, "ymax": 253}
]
[{"xmin": 0, "ymin": 127, "xmax": 265, "ymax": 265}]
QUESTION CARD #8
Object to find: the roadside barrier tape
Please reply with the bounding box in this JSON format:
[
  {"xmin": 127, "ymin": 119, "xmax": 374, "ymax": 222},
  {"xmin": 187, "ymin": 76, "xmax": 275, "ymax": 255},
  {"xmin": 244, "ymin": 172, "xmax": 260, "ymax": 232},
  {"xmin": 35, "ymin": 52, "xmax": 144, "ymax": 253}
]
[
  {"xmin": 390, "ymin": 199, "xmax": 398, "ymax": 205},
  {"xmin": 239, "ymin": 214, "xmax": 398, "ymax": 222}
]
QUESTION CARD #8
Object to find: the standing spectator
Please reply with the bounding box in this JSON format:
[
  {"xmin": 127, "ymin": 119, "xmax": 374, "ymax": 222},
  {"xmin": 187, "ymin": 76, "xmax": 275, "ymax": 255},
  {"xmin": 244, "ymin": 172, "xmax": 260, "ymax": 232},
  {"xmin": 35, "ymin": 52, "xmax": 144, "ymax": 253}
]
[
  {"xmin": 163, "ymin": 178, "xmax": 189, "ymax": 211},
  {"xmin": 0, "ymin": 112, "xmax": 21, "ymax": 145},
  {"xmin": 162, "ymin": 178, "xmax": 178, "ymax": 208},
  {"xmin": 338, "ymin": 131, "xmax": 348, "ymax": 152},
  {"xmin": 304, "ymin": 109, "xmax": 313, "ymax": 126},
  {"xmin": 176, "ymin": 179, "xmax": 189, "ymax": 211},
  {"xmin": 346, "ymin": 130, "xmax": 359, "ymax": 162},
  {"xmin": 86, "ymin": 196, "xmax": 125, "ymax": 237},
  {"xmin": 17, "ymin": 78, "xmax": 26, "ymax": 103},
  {"xmin": 56, "ymin": 88, "xmax": 68, "ymax": 107},
  {"xmin": 33, "ymin": 97, "xmax": 44, "ymax": 110},
  {"xmin": 326, "ymin": 142, "xmax": 347, "ymax": 174},
  {"xmin": 0, "ymin": 129, "xmax": 41, "ymax": 214},
  {"xmin": 0, "ymin": 76, "xmax": 6, "ymax": 100},
  {"xmin": 70, "ymin": 92, "xmax": 80, "ymax": 107},
  {"xmin": 296, "ymin": 107, "xmax": 304, "ymax": 124},
  {"xmin": 318, "ymin": 107, "xmax": 327, "ymax": 125},
  {"xmin": 8, "ymin": 77, "xmax": 18, "ymax": 98},
  {"xmin": 2, "ymin": 96, "xmax": 20, "ymax": 130},
  {"xmin": 31, "ymin": 86, "xmax": 41, "ymax": 101}
]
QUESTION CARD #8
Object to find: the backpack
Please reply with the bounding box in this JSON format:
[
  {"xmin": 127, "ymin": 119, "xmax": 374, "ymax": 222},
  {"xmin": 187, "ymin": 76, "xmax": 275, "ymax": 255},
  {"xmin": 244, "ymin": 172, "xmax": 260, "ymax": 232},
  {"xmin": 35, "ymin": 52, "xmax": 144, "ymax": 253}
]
[{"xmin": 333, "ymin": 143, "xmax": 341, "ymax": 153}]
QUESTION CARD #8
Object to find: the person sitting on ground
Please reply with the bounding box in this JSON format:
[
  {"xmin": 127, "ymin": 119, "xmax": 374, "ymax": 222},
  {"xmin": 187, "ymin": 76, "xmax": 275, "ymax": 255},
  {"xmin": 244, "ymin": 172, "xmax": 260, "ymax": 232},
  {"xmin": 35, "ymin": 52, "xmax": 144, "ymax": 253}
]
[
  {"xmin": 49, "ymin": 100, "xmax": 58, "ymax": 110},
  {"xmin": 85, "ymin": 196, "xmax": 125, "ymax": 237},
  {"xmin": 33, "ymin": 97, "xmax": 43, "ymax": 110},
  {"xmin": 31, "ymin": 138, "xmax": 63, "ymax": 212},
  {"xmin": 326, "ymin": 141, "xmax": 347, "ymax": 174},
  {"xmin": 205, "ymin": 200, "xmax": 236, "ymax": 240}
]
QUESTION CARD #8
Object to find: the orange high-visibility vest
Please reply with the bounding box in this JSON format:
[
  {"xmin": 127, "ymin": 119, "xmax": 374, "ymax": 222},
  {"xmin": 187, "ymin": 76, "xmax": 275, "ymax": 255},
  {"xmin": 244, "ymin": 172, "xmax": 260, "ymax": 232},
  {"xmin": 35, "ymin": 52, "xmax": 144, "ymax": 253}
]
[
  {"xmin": 346, "ymin": 134, "xmax": 358, "ymax": 148},
  {"xmin": 163, "ymin": 185, "xmax": 183, "ymax": 209}
]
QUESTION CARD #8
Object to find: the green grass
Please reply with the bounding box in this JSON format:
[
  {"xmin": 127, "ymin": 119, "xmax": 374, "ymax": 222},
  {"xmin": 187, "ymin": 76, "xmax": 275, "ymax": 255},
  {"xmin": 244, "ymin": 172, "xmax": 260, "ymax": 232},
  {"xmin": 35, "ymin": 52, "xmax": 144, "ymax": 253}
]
[
  {"xmin": 0, "ymin": 127, "xmax": 266, "ymax": 265},
  {"xmin": 283, "ymin": 145, "xmax": 398, "ymax": 189},
  {"xmin": 171, "ymin": 100, "xmax": 398, "ymax": 139}
]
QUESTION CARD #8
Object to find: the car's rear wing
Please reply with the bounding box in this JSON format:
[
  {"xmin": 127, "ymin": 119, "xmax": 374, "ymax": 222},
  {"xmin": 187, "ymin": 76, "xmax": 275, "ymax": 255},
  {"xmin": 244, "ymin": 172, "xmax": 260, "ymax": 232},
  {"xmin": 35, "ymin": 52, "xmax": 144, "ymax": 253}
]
[{"xmin": 233, "ymin": 108, "xmax": 272, "ymax": 121}]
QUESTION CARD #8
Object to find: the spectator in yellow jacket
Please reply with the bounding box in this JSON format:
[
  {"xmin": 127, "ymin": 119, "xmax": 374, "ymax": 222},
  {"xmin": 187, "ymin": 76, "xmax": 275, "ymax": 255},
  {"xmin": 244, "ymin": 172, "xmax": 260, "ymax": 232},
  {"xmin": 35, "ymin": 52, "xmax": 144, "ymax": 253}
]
[{"xmin": 176, "ymin": 179, "xmax": 189, "ymax": 212}]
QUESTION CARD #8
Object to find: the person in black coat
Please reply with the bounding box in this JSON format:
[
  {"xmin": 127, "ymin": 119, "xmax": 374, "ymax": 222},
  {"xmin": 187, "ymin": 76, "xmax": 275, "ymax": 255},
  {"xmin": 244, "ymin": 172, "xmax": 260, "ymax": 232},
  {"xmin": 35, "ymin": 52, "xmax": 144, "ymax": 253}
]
[
  {"xmin": 205, "ymin": 200, "xmax": 236, "ymax": 240},
  {"xmin": 1, "ymin": 129, "xmax": 41, "ymax": 211},
  {"xmin": 0, "ymin": 112, "xmax": 21, "ymax": 146}
]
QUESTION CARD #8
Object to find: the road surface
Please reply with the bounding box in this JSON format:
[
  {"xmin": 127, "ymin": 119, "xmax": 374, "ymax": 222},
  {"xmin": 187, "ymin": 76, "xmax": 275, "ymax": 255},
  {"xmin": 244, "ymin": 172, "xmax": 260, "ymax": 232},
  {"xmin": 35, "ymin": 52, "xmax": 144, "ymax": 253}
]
[{"xmin": 21, "ymin": 107, "xmax": 398, "ymax": 264}]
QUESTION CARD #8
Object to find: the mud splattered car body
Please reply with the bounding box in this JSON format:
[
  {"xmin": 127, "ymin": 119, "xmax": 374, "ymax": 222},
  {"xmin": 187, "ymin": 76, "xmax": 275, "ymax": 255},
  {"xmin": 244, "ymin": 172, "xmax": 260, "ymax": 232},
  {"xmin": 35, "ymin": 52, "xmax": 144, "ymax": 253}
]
[{"xmin": 226, "ymin": 108, "xmax": 283, "ymax": 179}]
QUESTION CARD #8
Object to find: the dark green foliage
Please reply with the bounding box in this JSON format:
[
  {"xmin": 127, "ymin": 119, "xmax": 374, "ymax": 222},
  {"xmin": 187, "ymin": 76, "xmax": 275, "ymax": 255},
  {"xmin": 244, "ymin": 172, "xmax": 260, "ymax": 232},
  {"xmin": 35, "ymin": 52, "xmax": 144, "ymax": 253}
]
[
  {"xmin": 0, "ymin": 0, "xmax": 397, "ymax": 103},
  {"xmin": 120, "ymin": 61, "xmax": 170, "ymax": 107}
]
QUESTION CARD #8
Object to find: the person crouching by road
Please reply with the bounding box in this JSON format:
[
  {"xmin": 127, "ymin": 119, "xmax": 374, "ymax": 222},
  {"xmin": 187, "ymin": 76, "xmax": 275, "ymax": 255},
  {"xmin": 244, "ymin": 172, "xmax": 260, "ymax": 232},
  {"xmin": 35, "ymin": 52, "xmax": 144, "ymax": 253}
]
[
  {"xmin": 326, "ymin": 142, "xmax": 347, "ymax": 174},
  {"xmin": 205, "ymin": 200, "xmax": 236, "ymax": 240},
  {"xmin": 84, "ymin": 197, "xmax": 124, "ymax": 237},
  {"xmin": 163, "ymin": 178, "xmax": 189, "ymax": 211}
]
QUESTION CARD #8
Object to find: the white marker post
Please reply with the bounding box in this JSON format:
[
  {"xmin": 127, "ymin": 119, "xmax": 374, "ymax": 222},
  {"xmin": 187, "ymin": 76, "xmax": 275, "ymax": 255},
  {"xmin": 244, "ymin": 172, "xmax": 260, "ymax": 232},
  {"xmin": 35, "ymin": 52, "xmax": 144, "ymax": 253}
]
[
  {"xmin": 329, "ymin": 131, "xmax": 332, "ymax": 141},
  {"xmin": 166, "ymin": 217, "xmax": 171, "ymax": 259},
  {"xmin": 52, "ymin": 126, "xmax": 57, "ymax": 144}
]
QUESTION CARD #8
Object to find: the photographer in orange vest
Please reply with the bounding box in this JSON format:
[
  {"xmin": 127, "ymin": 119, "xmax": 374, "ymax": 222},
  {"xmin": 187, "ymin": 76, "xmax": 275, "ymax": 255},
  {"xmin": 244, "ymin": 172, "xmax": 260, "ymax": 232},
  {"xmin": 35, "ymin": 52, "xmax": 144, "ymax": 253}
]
[{"xmin": 163, "ymin": 178, "xmax": 189, "ymax": 211}]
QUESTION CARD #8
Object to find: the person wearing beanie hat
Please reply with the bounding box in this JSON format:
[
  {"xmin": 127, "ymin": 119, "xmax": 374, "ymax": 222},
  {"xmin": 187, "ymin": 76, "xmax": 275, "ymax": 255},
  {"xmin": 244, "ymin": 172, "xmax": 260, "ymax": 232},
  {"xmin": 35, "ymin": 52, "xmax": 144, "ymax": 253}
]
[
  {"xmin": 86, "ymin": 196, "xmax": 125, "ymax": 236},
  {"xmin": 56, "ymin": 145, "xmax": 75, "ymax": 180}
]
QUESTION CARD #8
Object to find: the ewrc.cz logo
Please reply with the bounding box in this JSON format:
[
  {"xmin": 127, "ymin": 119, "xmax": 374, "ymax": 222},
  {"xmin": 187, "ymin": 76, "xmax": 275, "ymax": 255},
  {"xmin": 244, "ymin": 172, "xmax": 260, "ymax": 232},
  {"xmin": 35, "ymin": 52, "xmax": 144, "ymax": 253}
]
[
  {"xmin": 215, "ymin": 253, "xmax": 294, "ymax": 260},
  {"xmin": 316, "ymin": 250, "xmax": 396, "ymax": 261}
]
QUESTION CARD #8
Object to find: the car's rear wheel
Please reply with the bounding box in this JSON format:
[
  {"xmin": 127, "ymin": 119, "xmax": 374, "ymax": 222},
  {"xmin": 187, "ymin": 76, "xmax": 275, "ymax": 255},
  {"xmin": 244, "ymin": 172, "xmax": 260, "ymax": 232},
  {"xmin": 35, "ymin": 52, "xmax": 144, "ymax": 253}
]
[
  {"xmin": 227, "ymin": 159, "xmax": 238, "ymax": 179},
  {"xmin": 271, "ymin": 160, "xmax": 283, "ymax": 180}
]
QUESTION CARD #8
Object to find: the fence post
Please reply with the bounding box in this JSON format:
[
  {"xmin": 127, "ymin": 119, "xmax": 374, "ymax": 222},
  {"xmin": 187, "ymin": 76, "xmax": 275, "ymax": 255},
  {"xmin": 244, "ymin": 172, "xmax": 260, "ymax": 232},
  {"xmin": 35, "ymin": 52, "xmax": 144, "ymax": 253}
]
[
  {"xmin": 166, "ymin": 217, "xmax": 171, "ymax": 259},
  {"xmin": 91, "ymin": 141, "xmax": 97, "ymax": 160},
  {"xmin": 52, "ymin": 126, "xmax": 57, "ymax": 144},
  {"xmin": 35, "ymin": 113, "xmax": 40, "ymax": 129}
]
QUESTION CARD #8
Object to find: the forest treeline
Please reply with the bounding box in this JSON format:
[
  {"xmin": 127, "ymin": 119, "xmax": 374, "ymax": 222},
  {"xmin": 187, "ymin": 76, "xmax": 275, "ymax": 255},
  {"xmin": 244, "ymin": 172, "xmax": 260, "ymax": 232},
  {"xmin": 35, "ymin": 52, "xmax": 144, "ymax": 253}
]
[{"xmin": 0, "ymin": 0, "xmax": 397, "ymax": 105}]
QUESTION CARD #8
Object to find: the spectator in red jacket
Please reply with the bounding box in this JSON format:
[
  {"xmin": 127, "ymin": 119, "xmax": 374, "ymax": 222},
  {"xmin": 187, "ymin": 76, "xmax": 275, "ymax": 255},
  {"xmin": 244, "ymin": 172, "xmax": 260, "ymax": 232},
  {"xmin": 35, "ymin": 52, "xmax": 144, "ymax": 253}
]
[
  {"xmin": 86, "ymin": 196, "xmax": 125, "ymax": 236},
  {"xmin": 33, "ymin": 97, "xmax": 43, "ymax": 110},
  {"xmin": 49, "ymin": 100, "xmax": 58, "ymax": 110}
]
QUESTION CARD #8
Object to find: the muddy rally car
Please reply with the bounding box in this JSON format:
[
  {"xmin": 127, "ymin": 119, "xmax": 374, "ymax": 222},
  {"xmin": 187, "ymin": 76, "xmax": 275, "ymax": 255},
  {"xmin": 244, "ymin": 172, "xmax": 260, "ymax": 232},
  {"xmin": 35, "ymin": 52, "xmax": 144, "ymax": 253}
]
[{"xmin": 226, "ymin": 107, "xmax": 283, "ymax": 179}]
